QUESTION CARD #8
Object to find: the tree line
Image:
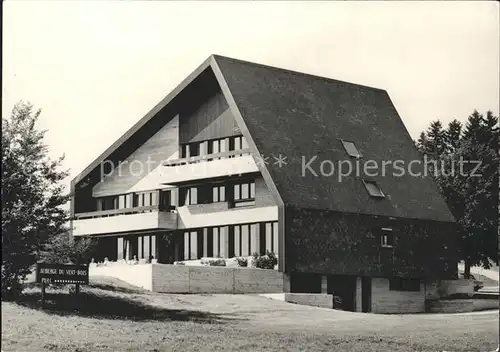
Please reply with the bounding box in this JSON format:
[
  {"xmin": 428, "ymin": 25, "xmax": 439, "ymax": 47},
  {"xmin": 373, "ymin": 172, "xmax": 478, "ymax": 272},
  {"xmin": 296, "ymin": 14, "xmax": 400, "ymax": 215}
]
[{"xmin": 415, "ymin": 110, "xmax": 499, "ymax": 277}]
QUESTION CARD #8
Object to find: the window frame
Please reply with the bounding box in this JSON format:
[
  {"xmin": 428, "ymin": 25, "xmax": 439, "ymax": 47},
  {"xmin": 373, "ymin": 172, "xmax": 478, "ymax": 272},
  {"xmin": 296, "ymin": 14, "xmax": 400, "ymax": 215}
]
[
  {"xmin": 380, "ymin": 228, "xmax": 394, "ymax": 248},
  {"xmin": 362, "ymin": 179, "xmax": 385, "ymax": 198},
  {"xmin": 341, "ymin": 139, "xmax": 362, "ymax": 158}
]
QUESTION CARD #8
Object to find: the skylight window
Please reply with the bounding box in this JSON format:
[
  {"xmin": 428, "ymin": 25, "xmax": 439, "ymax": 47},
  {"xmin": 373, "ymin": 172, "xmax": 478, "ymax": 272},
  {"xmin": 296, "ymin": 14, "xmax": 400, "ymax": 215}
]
[
  {"xmin": 362, "ymin": 180, "xmax": 385, "ymax": 198},
  {"xmin": 341, "ymin": 140, "xmax": 362, "ymax": 158}
]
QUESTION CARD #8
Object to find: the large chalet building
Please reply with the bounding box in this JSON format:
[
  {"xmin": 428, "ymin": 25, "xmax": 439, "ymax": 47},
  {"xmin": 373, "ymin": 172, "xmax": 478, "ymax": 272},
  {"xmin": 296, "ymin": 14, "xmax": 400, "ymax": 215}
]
[{"xmin": 70, "ymin": 55, "xmax": 458, "ymax": 312}]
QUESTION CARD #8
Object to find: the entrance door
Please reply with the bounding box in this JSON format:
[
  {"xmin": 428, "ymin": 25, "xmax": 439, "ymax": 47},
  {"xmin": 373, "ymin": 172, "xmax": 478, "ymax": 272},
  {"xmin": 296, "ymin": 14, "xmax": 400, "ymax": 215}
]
[{"xmin": 361, "ymin": 277, "xmax": 372, "ymax": 312}]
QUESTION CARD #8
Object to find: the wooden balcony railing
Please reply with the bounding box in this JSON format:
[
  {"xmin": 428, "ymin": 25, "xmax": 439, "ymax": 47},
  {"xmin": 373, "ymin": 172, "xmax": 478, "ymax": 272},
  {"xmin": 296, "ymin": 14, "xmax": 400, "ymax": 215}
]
[
  {"xmin": 163, "ymin": 148, "xmax": 252, "ymax": 167},
  {"xmin": 74, "ymin": 205, "xmax": 177, "ymax": 220}
]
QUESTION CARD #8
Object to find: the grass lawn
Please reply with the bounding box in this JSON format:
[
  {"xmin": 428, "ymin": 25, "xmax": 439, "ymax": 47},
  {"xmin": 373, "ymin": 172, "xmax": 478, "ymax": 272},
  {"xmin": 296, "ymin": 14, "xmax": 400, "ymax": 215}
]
[{"xmin": 2, "ymin": 276, "xmax": 499, "ymax": 352}]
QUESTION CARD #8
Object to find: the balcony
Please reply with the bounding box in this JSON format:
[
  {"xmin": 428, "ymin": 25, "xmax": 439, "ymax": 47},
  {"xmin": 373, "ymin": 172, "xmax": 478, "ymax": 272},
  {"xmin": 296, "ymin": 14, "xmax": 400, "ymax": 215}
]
[
  {"xmin": 72, "ymin": 205, "xmax": 178, "ymax": 237},
  {"xmin": 161, "ymin": 149, "xmax": 259, "ymax": 185}
]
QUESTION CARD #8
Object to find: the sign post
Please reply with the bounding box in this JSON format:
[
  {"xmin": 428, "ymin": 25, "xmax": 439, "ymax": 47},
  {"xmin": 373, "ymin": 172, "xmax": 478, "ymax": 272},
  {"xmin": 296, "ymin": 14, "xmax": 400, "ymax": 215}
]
[{"xmin": 35, "ymin": 263, "xmax": 89, "ymax": 302}]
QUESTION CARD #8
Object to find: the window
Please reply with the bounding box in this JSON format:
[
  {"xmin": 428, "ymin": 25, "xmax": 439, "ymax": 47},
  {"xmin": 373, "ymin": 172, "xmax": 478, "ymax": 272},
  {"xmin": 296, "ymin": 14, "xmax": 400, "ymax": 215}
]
[
  {"xmin": 207, "ymin": 226, "xmax": 225, "ymax": 257},
  {"xmin": 232, "ymin": 223, "xmax": 258, "ymax": 257},
  {"xmin": 184, "ymin": 231, "xmax": 200, "ymax": 260},
  {"xmin": 341, "ymin": 140, "xmax": 362, "ymax": 158},
  {"xmin": 362, "ymin": 180, "xmax": 385, "ymax": 198},
  {"xmin": 180, "ymin": 142, "xmax": 200, "ymax": 158},
  {"xmin": 389, "ymin": 278, "xmax": 420, "ymax": 292},
  {"xmin": 137, "ymin": 235, "xmax": 156, "ymax": 260},
  {"xmin": 133, "ymin": 191, "xmax": 158, "ymax": 207},
  {"xmin": 380, "ymin": 228, "xmax": 394, "ymax": 248},
  {"xmin": 260, "ymin": 221, "xmax": 279, "ymax": 256},
  {"xmin": 233, "ymin": 180, "xmax": 255, "ymax": 207},
  {"xmin": 212, "ymin": 185, "xmax": 226, "ymax": 202},
  {"xmin": 180, "ymin": 187, "xmax": 198, "ymax": 206},
  {"xmin": 208, "ymin": 138, "xmax": 228, "ymax": 155}
]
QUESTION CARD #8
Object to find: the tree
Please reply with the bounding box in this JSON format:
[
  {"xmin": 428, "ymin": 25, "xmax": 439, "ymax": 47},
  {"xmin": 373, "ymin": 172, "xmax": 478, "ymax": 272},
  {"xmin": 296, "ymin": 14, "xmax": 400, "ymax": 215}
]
[
  {"xmin": 417, "ymin": 110, "xmax": 499, "ymax": 278},
  {"xmin": 42, "ymin": 233, "xmax": 97, "ymax": 265},
  {"xmin": 2, "ymin": 102, "xmax": 69, "ymax": 299},
  {"xmin": 444, "ymin": 119, "xmax": 462, "ymax": 154}
]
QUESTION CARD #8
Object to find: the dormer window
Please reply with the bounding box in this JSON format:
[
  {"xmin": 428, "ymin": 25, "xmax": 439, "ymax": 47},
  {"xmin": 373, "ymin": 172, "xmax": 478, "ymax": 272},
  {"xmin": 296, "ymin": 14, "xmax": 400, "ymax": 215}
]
[
  {"xmin": 363, "ymin": 180, "xmax": 385, "ymax": 198},
  {"xmin": 341, "ymin": 140, "xmax": 362, "ymax": 158}
]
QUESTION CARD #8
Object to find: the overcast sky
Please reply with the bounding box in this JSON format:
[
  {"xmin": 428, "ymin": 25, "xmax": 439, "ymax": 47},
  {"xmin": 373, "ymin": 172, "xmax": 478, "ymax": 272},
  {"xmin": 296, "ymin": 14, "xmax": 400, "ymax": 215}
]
[{"xmin": 3, "ymin": 1, "xmax": 499, "ymax": 184}]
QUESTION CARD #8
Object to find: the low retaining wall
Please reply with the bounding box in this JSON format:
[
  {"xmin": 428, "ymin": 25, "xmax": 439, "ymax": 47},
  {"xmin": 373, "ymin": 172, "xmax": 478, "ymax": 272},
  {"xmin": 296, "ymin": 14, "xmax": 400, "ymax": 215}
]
[
  {"xmin": 284, "ymin": 293, "xmax": 333, "ymax": 309},
  {"xmin": 427, "ymin": 298, "xmax": 499, "ymax": 313},
  {"xmin": 425, "ymin": 279, "xmax": 475, "ymax": 300},
  {"xmin": 90, "ymin": 263, "xmax": 284, "ymax": 294},
  {"xmin": 152, "ymin": 264, "xmax": 284, "ymax": 293},
  {"xmin": 371, "ymin": 278, "xmax": 426, "ymax": 313}
]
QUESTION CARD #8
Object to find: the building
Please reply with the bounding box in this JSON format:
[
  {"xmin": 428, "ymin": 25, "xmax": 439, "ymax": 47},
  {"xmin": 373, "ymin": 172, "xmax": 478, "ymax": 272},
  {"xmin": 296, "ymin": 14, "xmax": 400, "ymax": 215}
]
[{"xmin": 70, "ymin": 55, "xmax": 458, "ymax": 312}]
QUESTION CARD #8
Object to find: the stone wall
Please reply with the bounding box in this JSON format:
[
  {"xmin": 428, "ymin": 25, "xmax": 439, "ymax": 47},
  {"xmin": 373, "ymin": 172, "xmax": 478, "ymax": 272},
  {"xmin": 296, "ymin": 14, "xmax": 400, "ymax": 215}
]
[{"xmin": 371, "ymin": 277, "xmax": 426, "ymax": 313}]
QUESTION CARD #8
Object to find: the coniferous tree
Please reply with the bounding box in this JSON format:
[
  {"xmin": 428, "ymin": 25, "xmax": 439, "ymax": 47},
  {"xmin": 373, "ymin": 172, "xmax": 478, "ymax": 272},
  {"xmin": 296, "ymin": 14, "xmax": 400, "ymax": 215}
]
[{"xmin": 417, "ymin": 110, "xmax": 499, "ymax": 278}]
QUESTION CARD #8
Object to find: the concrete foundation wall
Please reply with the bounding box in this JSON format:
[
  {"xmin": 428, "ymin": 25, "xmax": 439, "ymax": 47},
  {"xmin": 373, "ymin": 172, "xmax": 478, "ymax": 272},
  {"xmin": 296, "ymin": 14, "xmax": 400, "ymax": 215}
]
[
  {"xmin": 371, "ymin": 278, "xmax": 426, "ymax": 313},
  {"xmin": 152, "ymin": 264, "xmax": 283, "ymax": 293},
  {"xmin": 428, "ymin": 299, "xmax": 499, "ymax": 313},
  {"xmin": 284, "ymin": 293, "xmax": 333, "ymax": 309}
]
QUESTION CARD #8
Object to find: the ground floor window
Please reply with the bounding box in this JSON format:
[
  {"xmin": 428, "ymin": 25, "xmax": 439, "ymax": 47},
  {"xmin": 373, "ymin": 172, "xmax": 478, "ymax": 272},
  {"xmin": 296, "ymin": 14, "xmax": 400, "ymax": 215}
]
[
  {"xmin": 176, "ymin": 221, "xmax": 279, "ymax": 261},
  {"xmin": 117, "ymin": 234, "xmax": 157, "ymax": 261},
  {"xmin": 260, "ymin": 222, "xmax": 278, "ymax": 255}
]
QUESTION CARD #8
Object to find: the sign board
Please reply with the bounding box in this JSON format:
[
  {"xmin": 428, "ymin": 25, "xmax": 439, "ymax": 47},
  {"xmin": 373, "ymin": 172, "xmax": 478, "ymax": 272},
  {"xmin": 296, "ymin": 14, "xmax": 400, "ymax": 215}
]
[{"xmin": 35, "ymin": 263, "xmax": 89, "ymax": 285}]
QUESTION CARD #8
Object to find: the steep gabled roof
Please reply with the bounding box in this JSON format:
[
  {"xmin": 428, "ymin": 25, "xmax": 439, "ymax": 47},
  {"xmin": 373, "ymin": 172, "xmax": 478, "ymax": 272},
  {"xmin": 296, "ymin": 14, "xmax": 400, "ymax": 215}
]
[
  {"xmin": 71, "ymin": 54, "xmax": 454, "ymax": 223},
  {"xmin": 212, "ymin": 55, "xmax": 454, "ymax": 222}
]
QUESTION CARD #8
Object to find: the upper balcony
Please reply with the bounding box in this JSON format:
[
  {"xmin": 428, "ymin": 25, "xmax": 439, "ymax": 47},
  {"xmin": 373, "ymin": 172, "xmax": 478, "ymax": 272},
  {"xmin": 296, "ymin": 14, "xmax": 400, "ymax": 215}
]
[
  {"xmin": 161, "ymin": 149, "xmax": 259, "ymax": 185},
  {"xmin": 72, "ymin": 205, "xmax": 178, "ymax": 237}
]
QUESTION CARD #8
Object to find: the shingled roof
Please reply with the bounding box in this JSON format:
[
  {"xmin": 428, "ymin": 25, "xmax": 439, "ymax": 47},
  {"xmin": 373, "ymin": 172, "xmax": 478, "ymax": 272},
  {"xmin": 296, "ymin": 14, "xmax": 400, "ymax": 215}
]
[
  {"xmin": 72, "ymin": 54, "xmax": 455, "ymax": 223},
  {"xmin": 213, "ymin": 55, "xmax": 454, "ymax": 223}
]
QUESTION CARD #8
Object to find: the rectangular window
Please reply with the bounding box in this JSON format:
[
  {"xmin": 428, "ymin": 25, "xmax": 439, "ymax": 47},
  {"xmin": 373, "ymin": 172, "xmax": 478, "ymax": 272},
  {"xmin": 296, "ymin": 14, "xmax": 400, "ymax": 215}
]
[
  {"xmin": 380, "ymin": 228, "xmax": 394, "ymax": 248},
  {"xmin": 232, "ymin": 224, "xmax": 255, "ymax": 257},
  {"xmin": 181, "ymin": 142, "xmax": 200, "ymax": 158},
  {"xmin": 362, "ymin": 180, "xmax": 385, "ymax": 198},
  {"xmin": 260, "ymin": 221, "xmax": 278, "ymax": 255},
  {"xmin": 118, "ymin": 195, "xmax": 126, "ymax": 209},
  {"xmin": 144, "ymin": 193, "xmax": 151, "ymax": 207},
  {"xmin": 180, "ymin": 187, "xmax": 198, "ymax": 206},
  {"xmin": 212, "ymin": 185, "xmax": 226, "ymax": 202},
  {"xmin": 232, "ymin": 180, "xmax": 256, "ymax": 207},
  {"xmin": 341, "ymin": 140, "xmax": 362, "ymax": 158},
  {"xmin": 184, "ymin": 231, "xmax": 200, "ymax": 260},
  {"xmin": 117, "ymin": 237, "xmax": 124, "ymax": 260},
  {"xmin": 389, "ymin": 278, "xmax": 421, "ymax": 292}
]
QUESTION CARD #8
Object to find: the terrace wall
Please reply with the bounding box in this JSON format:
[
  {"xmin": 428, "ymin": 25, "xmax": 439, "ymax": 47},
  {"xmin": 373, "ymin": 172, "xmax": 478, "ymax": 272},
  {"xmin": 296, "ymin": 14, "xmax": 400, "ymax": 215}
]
[{"xmin": 90, "ymin": 263, "xmax": 283, "ymax": 294}]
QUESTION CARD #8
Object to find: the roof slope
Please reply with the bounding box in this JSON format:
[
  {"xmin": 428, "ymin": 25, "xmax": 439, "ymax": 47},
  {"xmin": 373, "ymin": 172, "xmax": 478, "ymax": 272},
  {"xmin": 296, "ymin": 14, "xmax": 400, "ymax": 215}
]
[{"xmin": 213, "ymin": 55, "xmax": 454, "ymax": 222}]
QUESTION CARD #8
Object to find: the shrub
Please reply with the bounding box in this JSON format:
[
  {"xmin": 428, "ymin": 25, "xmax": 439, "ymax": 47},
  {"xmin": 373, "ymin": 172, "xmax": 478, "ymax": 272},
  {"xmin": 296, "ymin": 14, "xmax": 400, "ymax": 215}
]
[
  {"xmin": 208, "ymin": 258, "xmax": 226, "ymax": 267},
  {"xmin": 252, "ymin": 251, "xmax": 277, "ymax": 269},
  {"xmin": 42, "ymin": 233, "xmax": 97, "ymax": 265},
  {"xmin": 236, "ymin": 257, "xmax": 248, "ymax": 267}
]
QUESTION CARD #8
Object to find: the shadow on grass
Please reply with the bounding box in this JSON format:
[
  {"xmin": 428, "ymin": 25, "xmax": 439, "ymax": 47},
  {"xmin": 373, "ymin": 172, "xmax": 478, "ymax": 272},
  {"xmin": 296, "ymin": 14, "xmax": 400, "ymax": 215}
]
[{"xmin": 16, "ymin": 289, "xmax": 238, "ymax": 324}]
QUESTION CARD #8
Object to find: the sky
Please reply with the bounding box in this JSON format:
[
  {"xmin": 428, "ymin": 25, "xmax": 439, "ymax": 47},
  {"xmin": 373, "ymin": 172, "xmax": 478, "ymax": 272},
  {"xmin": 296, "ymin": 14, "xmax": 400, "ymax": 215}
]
[{"xmin": 3, "ymin": 1, "xmax": 499, "ymax": 186}]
